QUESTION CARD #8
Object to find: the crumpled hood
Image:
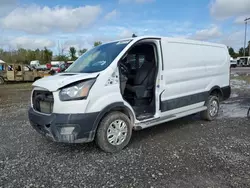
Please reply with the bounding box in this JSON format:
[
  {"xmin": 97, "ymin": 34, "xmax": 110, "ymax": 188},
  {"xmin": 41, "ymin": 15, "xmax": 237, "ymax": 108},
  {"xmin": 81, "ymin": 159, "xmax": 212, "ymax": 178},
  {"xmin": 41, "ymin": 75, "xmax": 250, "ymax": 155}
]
[{"xmin": 32, "ymin": 72, "xmax": 99, "ymax": 91}]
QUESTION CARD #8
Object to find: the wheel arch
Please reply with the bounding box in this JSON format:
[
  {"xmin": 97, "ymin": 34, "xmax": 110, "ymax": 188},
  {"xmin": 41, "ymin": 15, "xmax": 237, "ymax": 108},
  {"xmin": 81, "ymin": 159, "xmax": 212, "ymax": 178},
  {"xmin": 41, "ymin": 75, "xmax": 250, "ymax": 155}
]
[
  {"xmin": 209, "ymin": 86, "xmax": 223, "ymax": 101},
  {"xmin": 93, "ymin": 102, "xmax": 135, "ymax": 132}
]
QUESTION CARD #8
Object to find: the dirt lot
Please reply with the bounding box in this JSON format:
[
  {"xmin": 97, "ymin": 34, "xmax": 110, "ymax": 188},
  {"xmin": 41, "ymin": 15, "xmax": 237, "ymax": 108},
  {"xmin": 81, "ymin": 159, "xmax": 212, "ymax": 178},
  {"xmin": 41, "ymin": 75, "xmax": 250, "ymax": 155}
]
[{"xmin": 1, "ymin": 69, "xmax": 250, "ymax": 188}]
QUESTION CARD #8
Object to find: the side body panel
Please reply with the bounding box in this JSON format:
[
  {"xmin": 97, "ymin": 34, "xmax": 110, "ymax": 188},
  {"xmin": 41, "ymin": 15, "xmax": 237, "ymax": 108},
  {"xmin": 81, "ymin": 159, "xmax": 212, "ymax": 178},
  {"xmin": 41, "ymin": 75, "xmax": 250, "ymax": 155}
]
[
  {"xmin": 23, "ymin": 66, "xmax": 35, "ymax": 81},
  {"xmin": 7, "ymin": 65, "xmax": 15, "ymax": 81},
  {"xmin": 14, "ymin": 64, "xmax": 24, "ymax": 81},
  {"xmin": 0, "ymin": 64, "xmax": 7, "ymax": 80},
  {"xmin": 159, "ymin": 38, "xmax": 229, "ymax": 116}
]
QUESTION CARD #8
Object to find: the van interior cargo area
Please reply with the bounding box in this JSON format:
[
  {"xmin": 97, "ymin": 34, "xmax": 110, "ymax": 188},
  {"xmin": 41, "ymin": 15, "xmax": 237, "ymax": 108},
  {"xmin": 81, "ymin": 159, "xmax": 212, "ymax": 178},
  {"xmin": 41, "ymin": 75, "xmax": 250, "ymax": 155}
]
[{"xmin": 119, "ymin": 42, "xmax": 157, "ymax": 120}]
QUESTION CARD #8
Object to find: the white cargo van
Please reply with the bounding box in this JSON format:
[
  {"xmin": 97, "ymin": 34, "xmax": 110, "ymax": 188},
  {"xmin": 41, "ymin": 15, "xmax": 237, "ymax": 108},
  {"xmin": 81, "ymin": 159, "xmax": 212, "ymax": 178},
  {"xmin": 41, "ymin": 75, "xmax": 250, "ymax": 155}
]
[
  {"xmin": 28, "ymin": 36, "xmax": 231, "ymax": 152},
  {"xmin": 30, "ymin": 60, "xmax": 40, "ymax": 68}
]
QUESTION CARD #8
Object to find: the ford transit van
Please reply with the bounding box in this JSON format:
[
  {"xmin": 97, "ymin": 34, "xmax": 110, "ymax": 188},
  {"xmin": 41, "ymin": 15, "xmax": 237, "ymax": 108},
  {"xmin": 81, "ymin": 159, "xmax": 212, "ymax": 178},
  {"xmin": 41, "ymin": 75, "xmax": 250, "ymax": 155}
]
[{"xmin": 28, "ymin": 36, "xmax": 231, "ymax": 152}]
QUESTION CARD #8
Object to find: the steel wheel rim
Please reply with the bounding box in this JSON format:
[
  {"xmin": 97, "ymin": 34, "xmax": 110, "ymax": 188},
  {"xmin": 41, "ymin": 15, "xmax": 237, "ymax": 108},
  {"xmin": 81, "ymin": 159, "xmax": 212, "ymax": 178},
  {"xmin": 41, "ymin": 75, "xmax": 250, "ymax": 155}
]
[
  {"xmin": 209, "ymin": 100, "xmax": 218, "ymax": 117},
  {"xmin": 107, "ymin": 120, "xmax": 128, "ymax": 146}
]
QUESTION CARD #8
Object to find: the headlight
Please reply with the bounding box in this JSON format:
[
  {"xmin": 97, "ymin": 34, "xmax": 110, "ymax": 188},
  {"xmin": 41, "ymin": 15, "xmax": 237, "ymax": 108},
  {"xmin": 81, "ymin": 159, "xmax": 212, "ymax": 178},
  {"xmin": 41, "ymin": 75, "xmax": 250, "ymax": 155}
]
[{"xmin": 59, "ymin": 79, "xmax": 95, "ymax": 101}]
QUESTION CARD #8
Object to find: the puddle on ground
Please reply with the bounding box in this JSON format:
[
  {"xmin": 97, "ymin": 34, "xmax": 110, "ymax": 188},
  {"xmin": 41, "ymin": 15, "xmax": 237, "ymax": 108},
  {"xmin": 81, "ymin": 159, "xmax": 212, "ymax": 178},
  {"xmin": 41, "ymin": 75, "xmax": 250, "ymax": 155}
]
[
  {"xmin": 230, "ymin": 79, "xmax": 248, "ymax": 89},
  {"xmin": 230, "ymin": 93, "xmax": 239, "ymax": 98},
  {"xmin": 219, "ymin": 103, "xmax": 249, "ymax": 118}
]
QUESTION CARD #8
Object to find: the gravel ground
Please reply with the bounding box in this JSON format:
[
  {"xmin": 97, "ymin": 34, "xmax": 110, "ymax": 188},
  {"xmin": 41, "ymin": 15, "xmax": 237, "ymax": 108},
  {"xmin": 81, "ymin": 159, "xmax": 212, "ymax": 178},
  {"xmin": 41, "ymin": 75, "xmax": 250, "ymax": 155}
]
[{"xmin": 1, "ymin": 74, "xmax": 250, "ymax": 188}]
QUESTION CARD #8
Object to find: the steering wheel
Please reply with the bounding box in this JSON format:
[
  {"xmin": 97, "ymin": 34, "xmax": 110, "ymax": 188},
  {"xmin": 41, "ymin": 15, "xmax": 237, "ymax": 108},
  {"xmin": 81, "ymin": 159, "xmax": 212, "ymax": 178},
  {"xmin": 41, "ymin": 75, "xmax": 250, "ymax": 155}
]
[{"xmin": 120, "ymin": 62, "xmax": 129, "ymax": 75}]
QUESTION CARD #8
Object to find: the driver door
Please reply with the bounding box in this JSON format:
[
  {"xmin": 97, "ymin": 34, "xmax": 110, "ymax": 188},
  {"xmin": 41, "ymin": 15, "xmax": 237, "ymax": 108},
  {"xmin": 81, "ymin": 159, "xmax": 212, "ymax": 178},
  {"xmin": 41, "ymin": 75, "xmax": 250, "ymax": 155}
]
[
  {"xmin": 7, "ymin": 65, "xmax": 15, "ymax": 81},
  {"xmin": 23, "ymin": 66, "xmax": 34, "ymax": 81},
  {"xmin": 14, "ymin": 65, "xmax": 23, "ymax": 81}
]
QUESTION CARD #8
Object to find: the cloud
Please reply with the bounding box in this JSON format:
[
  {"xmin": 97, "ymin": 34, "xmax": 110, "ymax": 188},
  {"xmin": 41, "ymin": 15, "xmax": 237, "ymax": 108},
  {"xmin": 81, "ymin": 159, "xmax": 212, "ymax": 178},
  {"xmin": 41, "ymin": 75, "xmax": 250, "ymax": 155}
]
[
  {"xmin": 104, "ymin": 10, "xmax": 118, "ymax": 20},
  {"xmin": 190, "ymin": 26, "xmax": 222, "ymax": 40},
  {"xmin": 172, "ymin": 34, "xmax": 192, "ymax": 39},
  {"xmin": 0, "ymin": 0, "xmax": 17, "ymax": 5},
  {"xmin": 1, "ymin": 5, "xmax": 102, "ymax": 34},
  {"xmin": 119, "ymin": 29, "xmax": 133, "ymax": 38},
  {"xmin": 9, "ymin": 37, "xmax": 55, "ymax": 49},
  {"xmin": 119, "ymin": 0, "xmax": 154, "ymax": 4},
  {"xmin": 220, "ymin": 30, "xmax": 250, "ymax": 50},
  {"xmin": 234, "ymin": 15, "xmax": 250, "ymax": 24},
  {"xmin": 210, "ymin": 0, "xmax": 250, "ymax": 19},
  {"xmin": 0, "ymin": 0, "xmax": 17, "ymax": 17},
  {"xmin": 220, "ymin": 31, "xmax": 243, "ymax": 48},
  {"xmin": 59, "ymin": 33, "xmax": 117, "ymax": 51}
]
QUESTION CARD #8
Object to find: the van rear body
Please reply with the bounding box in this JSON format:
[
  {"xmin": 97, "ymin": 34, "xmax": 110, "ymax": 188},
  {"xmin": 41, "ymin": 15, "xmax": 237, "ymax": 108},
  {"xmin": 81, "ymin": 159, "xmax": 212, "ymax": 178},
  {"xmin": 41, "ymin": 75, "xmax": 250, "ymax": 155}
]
[{"xmin": 28, "ymin": 36, "xmax": 231, "ymax": 152}]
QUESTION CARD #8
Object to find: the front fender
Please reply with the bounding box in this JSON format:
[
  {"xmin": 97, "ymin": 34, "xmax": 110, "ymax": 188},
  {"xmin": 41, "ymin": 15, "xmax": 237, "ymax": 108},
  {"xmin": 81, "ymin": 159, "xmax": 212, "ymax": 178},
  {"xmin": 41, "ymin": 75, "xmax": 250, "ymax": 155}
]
[{"xmin": 90, "ymin": 101, "xmax": 136, "ymax": 133}]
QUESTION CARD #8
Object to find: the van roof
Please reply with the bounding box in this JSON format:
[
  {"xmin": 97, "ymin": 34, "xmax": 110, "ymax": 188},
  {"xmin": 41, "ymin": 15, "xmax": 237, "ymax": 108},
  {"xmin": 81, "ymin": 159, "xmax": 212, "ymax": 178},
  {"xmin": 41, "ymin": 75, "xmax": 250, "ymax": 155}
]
[{"xmin": 107, "ymin": 35, "xmax": 227, "ymax": 48}]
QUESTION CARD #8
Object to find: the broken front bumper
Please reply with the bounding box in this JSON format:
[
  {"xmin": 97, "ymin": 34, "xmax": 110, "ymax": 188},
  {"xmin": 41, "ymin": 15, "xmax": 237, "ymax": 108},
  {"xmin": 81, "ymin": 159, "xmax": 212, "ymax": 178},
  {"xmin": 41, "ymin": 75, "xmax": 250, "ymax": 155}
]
[{"xmin": 28, "ymin": 108, "xmax": 98, "ymax": 143}]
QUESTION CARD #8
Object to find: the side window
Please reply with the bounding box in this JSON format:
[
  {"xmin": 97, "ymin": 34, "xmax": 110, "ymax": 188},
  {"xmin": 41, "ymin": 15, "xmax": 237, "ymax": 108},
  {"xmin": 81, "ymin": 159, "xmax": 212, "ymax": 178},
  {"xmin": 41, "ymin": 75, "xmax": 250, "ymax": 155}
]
[
  {"xmin": 126, "ymin": 54, "xmax": 146, "ymax": 69},
  {"xmin": 61, "ymin": 64, "xmax": 65, "ymax": 70},
  {"xmin": 8, "ymin": 65, "xmax": 13, "ymax": 71},
  {"xmin": 24, "ymin": 66, "xmax": 30, "ymax": 72},
  {"xmin": 15, "ymin": 65, "xmax": 21, "ymax": 71},
  {"xmin": 0, "ymin": 65, "xmax": 4, "ymax": 71}
]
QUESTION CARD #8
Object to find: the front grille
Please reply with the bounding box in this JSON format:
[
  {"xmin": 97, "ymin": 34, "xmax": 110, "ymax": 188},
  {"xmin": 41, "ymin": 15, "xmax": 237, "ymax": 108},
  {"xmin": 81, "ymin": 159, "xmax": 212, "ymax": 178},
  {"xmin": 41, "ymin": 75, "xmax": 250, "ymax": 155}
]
[{"xmin": 32, "ymin": 90, "xmax": 54, "ymax": 114}]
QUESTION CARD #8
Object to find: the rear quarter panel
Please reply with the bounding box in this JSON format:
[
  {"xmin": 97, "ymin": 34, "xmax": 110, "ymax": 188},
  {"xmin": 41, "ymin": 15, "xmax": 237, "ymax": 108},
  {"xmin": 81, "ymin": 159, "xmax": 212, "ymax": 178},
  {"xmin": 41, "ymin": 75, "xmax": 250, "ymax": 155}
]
[{"xmin": 160, "ymin": 38, "xmax": 229, "ymax": 114}]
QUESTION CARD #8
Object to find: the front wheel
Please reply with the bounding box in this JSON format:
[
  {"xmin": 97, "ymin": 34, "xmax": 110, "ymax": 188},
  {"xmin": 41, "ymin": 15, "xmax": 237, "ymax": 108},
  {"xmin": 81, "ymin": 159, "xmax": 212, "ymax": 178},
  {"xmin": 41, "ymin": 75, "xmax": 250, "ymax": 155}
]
[
  {"xmin": 201, "ymin": 95, "xmax": 220, "ymax": 121},
  {"xmin": 95, "ymin": 111, "xmax": 132, "ymax": 153}
]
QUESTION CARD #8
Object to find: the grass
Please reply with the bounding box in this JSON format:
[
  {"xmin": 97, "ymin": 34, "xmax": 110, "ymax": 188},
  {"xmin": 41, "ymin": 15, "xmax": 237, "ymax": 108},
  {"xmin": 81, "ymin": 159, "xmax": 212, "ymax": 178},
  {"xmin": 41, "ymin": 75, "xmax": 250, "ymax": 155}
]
[{"xmin": 0, "ymin": 82, "xmax": 32, "ymax": 90}]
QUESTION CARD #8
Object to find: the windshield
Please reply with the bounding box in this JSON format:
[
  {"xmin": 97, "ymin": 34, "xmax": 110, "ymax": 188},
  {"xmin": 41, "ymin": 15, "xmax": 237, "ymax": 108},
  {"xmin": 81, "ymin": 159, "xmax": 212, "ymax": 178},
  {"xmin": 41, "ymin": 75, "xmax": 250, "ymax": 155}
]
[{"xmin": 66, "ymin": 40, "xmax": 130, "ymax": 73}]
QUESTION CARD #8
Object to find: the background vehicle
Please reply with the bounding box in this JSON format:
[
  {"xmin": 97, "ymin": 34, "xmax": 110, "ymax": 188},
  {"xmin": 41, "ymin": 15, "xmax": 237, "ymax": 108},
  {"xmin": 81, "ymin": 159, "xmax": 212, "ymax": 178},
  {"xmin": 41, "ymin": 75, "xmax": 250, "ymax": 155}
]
[
  {"xmin": 35, "ymin": 65, "xmax": 49, "ymax": 71},
  {"xmin": 230, "ymin": 57, "xmax": 237, "ymax": 68},
  {"xmin": 50, "ymin": 61, "xmax": 66, "ymax": 73},
  {"xmin": 30, "ymin": 60, "xmax": 40, "ymax": 69},
  {"xmin": 237, "ymin": 57, "xmax": 250, "ymax": 66},
  {"xmin": 0, "ymin": 60, "xmax": 6, "ymax": 84},
  {"xmin": 4, "ymin": 64, "xmax": 49, "ymax": 83},
  {"xmin": 29, "ymin": 36, "xmax": 231, "ymax": 153},
  {"xmin": 65, "ymin": 61, "xmax": 74, "ymax": 69}
]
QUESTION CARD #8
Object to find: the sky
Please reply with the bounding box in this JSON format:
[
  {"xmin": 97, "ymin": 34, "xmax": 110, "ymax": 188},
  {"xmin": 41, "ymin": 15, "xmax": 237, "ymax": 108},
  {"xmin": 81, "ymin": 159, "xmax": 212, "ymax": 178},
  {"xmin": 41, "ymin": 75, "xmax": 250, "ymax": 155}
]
[{"xmin": 0, "ymin": 0, "xmax": 250, "ymax": 54}]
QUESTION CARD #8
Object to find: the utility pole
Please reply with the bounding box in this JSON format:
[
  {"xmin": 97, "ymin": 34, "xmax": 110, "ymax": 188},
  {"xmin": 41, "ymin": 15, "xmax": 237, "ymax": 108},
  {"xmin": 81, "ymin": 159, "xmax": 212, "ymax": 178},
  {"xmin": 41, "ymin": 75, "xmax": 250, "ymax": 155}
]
[
  {"xmin": 248, "ymin": 41, "xmax": 250, "ymax": 56},
  {"xmin": 243, "ymin": 17, "xmax": 250, "ymax": 57}
]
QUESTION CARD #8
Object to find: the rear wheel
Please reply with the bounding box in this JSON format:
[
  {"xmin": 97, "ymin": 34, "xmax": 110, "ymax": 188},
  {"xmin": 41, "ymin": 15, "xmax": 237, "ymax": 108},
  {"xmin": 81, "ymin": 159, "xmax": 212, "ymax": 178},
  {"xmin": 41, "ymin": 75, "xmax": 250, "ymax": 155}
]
[
  {"xmin": 95, "ymin": 111, "xmax": 132, "ymax": 153},
  {"xmin": 247, "ymin": 107, "xmax": 250, "ymax": 118},
  {"xmin": 0, "ymin": 77, "xmax": 5, "ymax": 85},
  {"xmin": 201, "ymin": 95, "xmax": 220, "ymax": 121}
]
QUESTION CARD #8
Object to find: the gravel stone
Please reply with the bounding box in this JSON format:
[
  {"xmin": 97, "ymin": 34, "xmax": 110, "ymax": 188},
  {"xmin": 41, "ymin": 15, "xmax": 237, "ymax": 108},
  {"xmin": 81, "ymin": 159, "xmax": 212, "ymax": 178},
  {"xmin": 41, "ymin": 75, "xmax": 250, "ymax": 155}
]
[{"xmin": 1, "ymin": 70, "xmax": 250, "ymax": 187}]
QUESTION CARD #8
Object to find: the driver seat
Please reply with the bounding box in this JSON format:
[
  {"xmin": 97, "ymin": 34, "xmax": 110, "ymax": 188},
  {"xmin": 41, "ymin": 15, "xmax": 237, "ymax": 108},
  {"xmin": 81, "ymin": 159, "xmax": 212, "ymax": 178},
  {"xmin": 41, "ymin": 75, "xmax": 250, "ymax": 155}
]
[{"xmin": 126, "ymin": 55, "xmax": 155, "ymax": 104}]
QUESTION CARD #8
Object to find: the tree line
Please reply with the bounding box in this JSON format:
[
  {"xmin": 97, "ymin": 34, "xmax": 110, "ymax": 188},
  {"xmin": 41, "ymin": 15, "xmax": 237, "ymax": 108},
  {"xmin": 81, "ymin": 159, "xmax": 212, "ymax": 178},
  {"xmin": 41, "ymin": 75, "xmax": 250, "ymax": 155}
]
[
  {"xmin": 1, "ymin": 39, "xmax": 248, "ymax": 64},
  {"xmin": 228, "ymin": 41, "xmax": 250, "ymax": 58},
  {"xmin": 0, "ymin": 41, "xmax": 102, "ymax": 64}
]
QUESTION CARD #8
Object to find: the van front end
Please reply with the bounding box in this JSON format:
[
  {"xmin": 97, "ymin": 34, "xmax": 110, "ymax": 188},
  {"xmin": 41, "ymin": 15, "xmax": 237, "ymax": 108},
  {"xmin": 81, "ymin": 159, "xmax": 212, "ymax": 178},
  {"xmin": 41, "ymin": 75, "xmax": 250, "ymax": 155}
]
[{"xmin": 28, "ymin": 79, "xmax": 99, "ymax": 144}]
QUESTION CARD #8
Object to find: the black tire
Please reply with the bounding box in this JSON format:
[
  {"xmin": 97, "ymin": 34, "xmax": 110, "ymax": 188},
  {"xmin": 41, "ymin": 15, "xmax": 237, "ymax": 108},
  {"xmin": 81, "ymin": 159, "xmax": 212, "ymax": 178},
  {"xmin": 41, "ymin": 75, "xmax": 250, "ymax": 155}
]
[
  {"xmin": 0, "ymin": 77, "xmax": 4, "ymax": 85},
  {"xmin": 247, "ymin": 107, "xmax": 250, "ymax": 118},
  {"xmin": 201, "ymin": 95, "xmax": 220, "ymax": 121},
  {"xmin": 95, "ymin": 111, "xmax": 132, "ymax": 153}
]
